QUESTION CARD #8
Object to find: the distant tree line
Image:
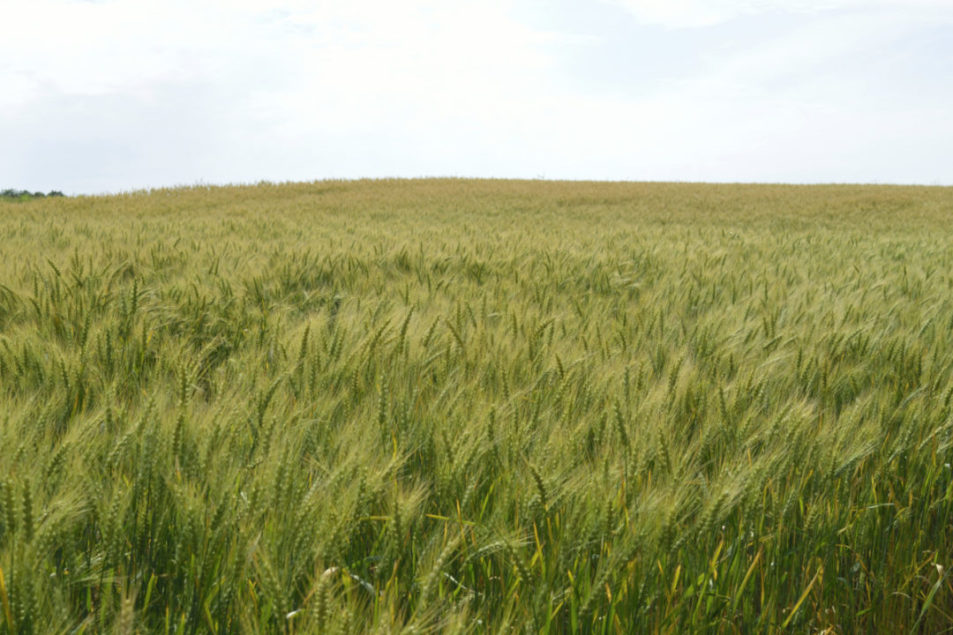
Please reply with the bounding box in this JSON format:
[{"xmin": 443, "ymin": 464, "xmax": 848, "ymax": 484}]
[{"xmin": 1, "ymin": 189, "xmax": 66, "ymax": 200}]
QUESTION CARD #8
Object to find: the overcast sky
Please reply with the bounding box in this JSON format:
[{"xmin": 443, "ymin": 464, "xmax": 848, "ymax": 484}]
[{"xmin": 2, "ymin": 0, "xmax": 951, "ymax": 194}]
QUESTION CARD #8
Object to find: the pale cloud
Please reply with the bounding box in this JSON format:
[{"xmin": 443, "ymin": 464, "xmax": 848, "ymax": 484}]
[
  {"xmin": 1, "ymin": 0, "xmax": 558, "ymax": 128},
  {"xmin": 2, "ymin": 2, "xmax": 212, "ymax": 99},
  {"xmin": 685, "ymin": 10, "xmax": 938, "ymax": 99},
  {"xmin": 0, "ymin": 0, "xmax": 552, "ymax": 98},
  {"xmin": 605, "ymin": 0, "xmax": 952, "ymax": 28},
  {"xmin": 0, "ymin": 0, "xmax": 566, "ymax": 190},
  {"xmin": 0, "ymin": 0, "xmax": 950, "ymax": 191}
]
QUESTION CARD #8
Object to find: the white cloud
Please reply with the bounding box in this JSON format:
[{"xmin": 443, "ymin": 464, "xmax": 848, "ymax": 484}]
[
  {"xmin": 0, "ymin": 1, "xmax": 254, "ymax": 110},
  {"xmin": 0, "ymin": 0, "xmax": 558, "ymax": 124},
  {"xmin": 604, "ymin": 0, "xmax": 953, "ymax": 28},
  {"xmin": 0, "ymin": 0, "xmax": 569, "ymax": 190},
  {"xmin": 0, "ymin": 0, "xmax": 950, "ymax": 190},
  {"xmin": 686, "ymin": 11, "xmax": 931, "ymax": 99}
]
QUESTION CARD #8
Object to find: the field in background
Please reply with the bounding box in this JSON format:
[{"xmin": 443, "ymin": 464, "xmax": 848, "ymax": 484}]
[{"xmin": 1, "ymin": 179, "xmax": 952, "ymax": 632}]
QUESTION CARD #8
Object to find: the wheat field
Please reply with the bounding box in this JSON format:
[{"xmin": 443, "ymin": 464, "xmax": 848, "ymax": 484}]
[{"xmin": 1, "ymin": 179, "xmax": 952, "ymax": 633}]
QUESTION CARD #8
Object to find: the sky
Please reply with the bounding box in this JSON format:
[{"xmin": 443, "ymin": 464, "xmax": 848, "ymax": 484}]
[{"xmin": 2, "ymin": 0, "xmax": 952, "ymax": 194}]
